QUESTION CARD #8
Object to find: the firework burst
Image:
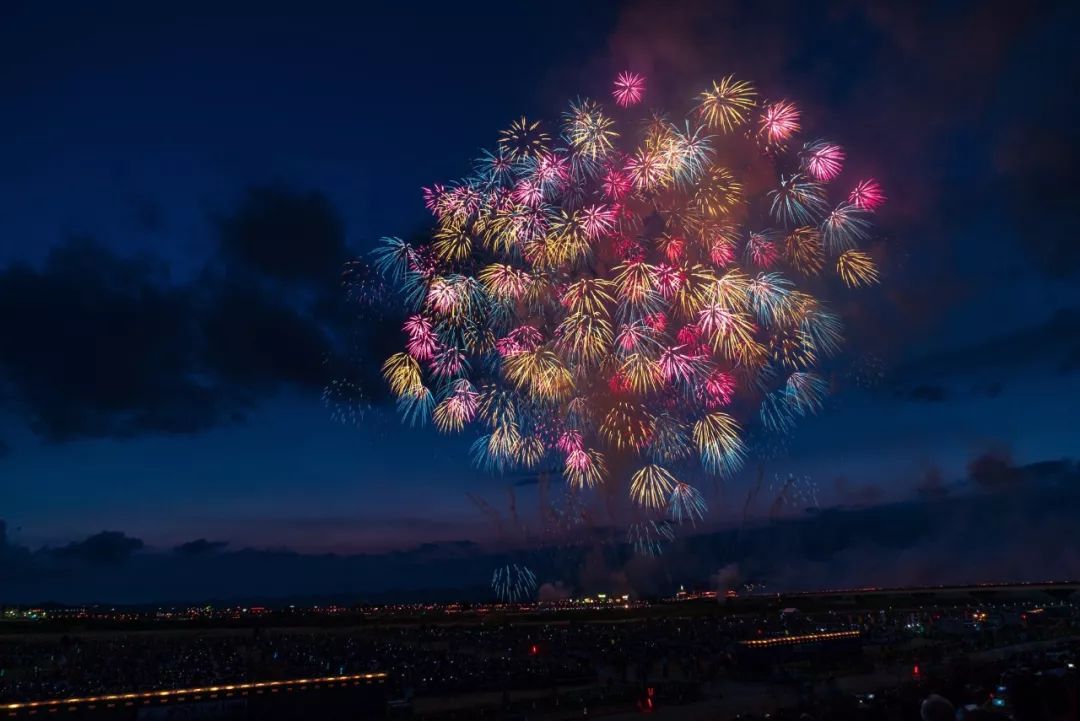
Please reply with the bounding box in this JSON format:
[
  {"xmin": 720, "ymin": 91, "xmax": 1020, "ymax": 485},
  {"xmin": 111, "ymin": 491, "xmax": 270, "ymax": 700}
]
[
  {"xmin": 613, "ymin": 71, "xmax": 645, "ymax": 108},
  {"xmin": 758, "ymin": 100, "xmax": 800, "ymax": 146},
  {"xmin": 801, "ymin": 139, "xmax": 845, "ymax": 182},
  {"xmin": 374, "ymin": 70, "xmax": 884, "ymax": 538},
  {"xmin": 499, "ymin": 116, "xmax": 550, "ymax": 161},
  {"xmin": 848, "ymin": 178, "xmax": 886, "ymax": 211},
  {"xmin": 837, "ymin": 249, "xmax": 880, "ymax": 287},
  {"xmin": 696, "ymin": 76, "xmax": 757, "ymax": 132}
]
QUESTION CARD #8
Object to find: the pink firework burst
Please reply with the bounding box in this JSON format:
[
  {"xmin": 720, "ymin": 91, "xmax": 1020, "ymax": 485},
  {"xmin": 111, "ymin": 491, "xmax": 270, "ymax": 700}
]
[
  {"xmin": 759, "ymin": 100, "xmax": 801, "ymax": 145},
  {"xmin": 746, "ymin": 231, "xmax": 779, "ymax": 268},
  {"xmin": 652, "ymin": 264, "xmax": 683, "ymax": 298},
  {"xmin": 404, "ymin": 314, "xmax": 439, "ymax": 361},
  {"xmin": 496, "ymin": 325, "xmax": 543, "ymax": 357},
  {"xmin": 421, "ymin": 184, "xmax": 446, "ymax": 214},
  {"xmin": 676, "ymin": 324, "xmax": 701, "ymax": 346},
  {"xmin": 699, "ymin": 369, "xmax": 736, "ymax": 408},
  {"xmin": 802, "ymin": 140, "xmax": 845, "ymax": 182},
  {"xmin": 512, "ymin": 178, "xmax": 544, "ymax": 207},
  {"xmin": 612, "ymin": 71, "xmax": 645, "ymax": 108},
  {"xmin": 557, "ymin": 429, "xmax": 584, "ymax": 454},
  {"xmin": 608, "ymin": 368, "xmax": 633, "ymax": 393},
  {"xmin": 658, "ymin": 345, "xmax": 702, "ymax": 384},
  {"xmin": 848, "ymin": 178, "xmax": 886, "ymax": 211},
  {"xmin": 601, "ymin": 163, "xmax": 632, "ymax": 200},
  {"xmin": 644, "ymin": 312, "xmax": 668, "ymax": 333},
  {"xmin": 581, "ymin": 204, "xmax": 615, "ymax": 239}
]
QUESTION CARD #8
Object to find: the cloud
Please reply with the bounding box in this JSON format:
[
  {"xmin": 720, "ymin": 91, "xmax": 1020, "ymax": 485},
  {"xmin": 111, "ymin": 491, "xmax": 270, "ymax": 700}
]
[
  {"xmin": 2, "ymin": 455, "xmax": 1078, "ymax": 603},
  {"xmin": 0, "ymin": 239, "xmax": 224, "ymax": 440},
  {"xmin": 215, "ymin": 187, "xmax": 347, "ymax": 284},
  {"xmin": 914, "ymin": 467, "xmax": 949, "ymax": 500},
  {"xmin": 173, "ymin": 539, "xmax": 229, "ymax": 556},
  {"xmin": 893, "ymin": 308, "xmax": 1080, "ymax": 388},
  {"xmin": 832, "ymin": 477, "xmax": 884, "ymax": 507},
  {"xmin": 0, "ymin": 531, "xmax": 495, "ymax": 605},
  {"xmin": 52, "ymin": 531, "xmax": 144, "ymax": 565},
  {"xmin": 0, "ymin": 186, "xmax": 371, "ymax": 444},
  {"xmin": 696, "ymin": 457, "xmax": 1080, "ymax": 591},
  {"xmin": 199, "ymin": 282, "xmax": 330, "ymax": 390},
  {"xmin": 968, "ymin": 447, "xmax": 1022, "ymax": 490}
]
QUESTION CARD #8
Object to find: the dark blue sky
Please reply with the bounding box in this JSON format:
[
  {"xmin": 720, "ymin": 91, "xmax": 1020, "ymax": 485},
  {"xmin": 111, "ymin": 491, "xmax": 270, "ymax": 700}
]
[{"xmin": 1, "ymin": 0, "xmax": 1078, "ymax": 595}]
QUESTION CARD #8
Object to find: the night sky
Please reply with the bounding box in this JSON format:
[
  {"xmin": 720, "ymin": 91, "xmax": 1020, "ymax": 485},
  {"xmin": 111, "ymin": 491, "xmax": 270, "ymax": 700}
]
[{"xmin": 1, "ymin": 0, "xmax": 1078, "ymax": 602}]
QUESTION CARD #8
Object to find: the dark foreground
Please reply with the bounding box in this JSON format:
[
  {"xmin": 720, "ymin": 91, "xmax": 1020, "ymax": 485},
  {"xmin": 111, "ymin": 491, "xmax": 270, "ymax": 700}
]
[{"xmin": 2, "ymin": 585, "xmax": 1078, "ymax": 720}]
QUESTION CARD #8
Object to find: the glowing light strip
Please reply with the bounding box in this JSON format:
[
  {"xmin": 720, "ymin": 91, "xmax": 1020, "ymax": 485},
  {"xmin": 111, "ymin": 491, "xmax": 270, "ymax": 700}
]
[
  {"xmin": 3, "ymin": 672, "xmax": 387, "ymax": 711},
  {"xmin": 740, "ymin": 630, "xmax": 860, "ymax": 647}
]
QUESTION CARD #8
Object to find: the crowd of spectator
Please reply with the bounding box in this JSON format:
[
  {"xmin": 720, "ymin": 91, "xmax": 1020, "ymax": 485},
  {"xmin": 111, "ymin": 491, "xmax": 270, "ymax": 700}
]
[
  {"xmin": 0, "ymin": 605, "xmax": 1076, "ymax": 720},
  {"xmin": 0, "ymin": 613, "xmax": 825, "ymax": 702},
  {"xmin": 730, "ymin": 642, "xmax": 1079, "ymax": 721}
]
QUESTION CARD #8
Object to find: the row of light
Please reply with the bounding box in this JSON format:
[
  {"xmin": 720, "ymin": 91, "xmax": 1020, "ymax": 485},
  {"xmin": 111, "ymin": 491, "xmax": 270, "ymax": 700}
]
[
  {"xmin": 740, "ymin": 630, "xmax": 861, "ymax": 647},
  {"xmin": 3, "ymin": 672, "xmax": 388, "ymax": 711}
]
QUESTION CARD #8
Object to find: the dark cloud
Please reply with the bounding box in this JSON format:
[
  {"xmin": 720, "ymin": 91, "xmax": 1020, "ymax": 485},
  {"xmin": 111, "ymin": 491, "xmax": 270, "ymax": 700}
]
[
  {"xmin": 200, "ymin": 282, "xmax": 329, "ymax": 390},
  {"xmin": 688, "ymin": 457, "xmax": 1080, "ymax": 591},
  {"xmin": 52, "ymin": 531, "xmax": 144, "ymax": 565},
  {"xmin": 1, "ymin": 533, "xmax": 496, "ymax": 605},
  {"xmin": 173, "ymin": 539, "xmax": 229, "ymax": 556},
  {"xmin": 1023, "ymin": 459, "xmax": 1075, "ymax": 482},
  {"xmin": 0, "ymin": 186, "xmax": 370, "ymax": 443},
  {"xmin": 2, "ymin": 456, "xmax": 1079, "ymax": 603},
  {"xmin": 832, "ymin": 477, "xmax": 884, "ymax": 507},
  {"xmin": 215, "ymin": 187, "xmax": 347, "ymax": 284},
  {"xmin": 968, "ymin": 447, "xmax": 1022, "ymax": 490},
  {"xmin": 907, "ymin": 384, "xmax": 949, "ymax": 403},
  {"xmin": 914, "ymin": 467, "xmax": 950, "ymax": 500},
  {"xmin": 0, "ymin": 239, "xmax": 224, "ymax": 440},
  {"xmin": 507, "ymin": 471, "xmax": 555, "ymax": 488},
  {"xmin": 894, "ymin": 308, "xmax": 1080, "ymax": 385}
]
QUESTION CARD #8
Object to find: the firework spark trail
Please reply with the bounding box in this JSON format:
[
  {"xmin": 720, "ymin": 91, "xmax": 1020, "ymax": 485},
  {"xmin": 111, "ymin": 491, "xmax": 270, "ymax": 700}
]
[
  {"xmin": 769, "ymin": 473, "xmax": 820, "ymax": 519},
  {"xmin": 322, "ymin": 380, "xmax": 370, "ymax": 427},
  {"xmin": 492, "ymin": 563, "xmax": 537, "ymax": 602},
  {"xmin": 374, "ymin": 70, "xmax": 884, "ymax": 549},
  {"xmin": 627, "ymin": 520, "xmax": 675, "ymax": 557}
]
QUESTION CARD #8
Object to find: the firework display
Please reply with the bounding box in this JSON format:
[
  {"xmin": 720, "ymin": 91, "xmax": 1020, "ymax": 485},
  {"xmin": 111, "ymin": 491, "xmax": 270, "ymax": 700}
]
[{"xmin": 376, "ymin": 71, "xmax": 884, "ymax": 533}]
